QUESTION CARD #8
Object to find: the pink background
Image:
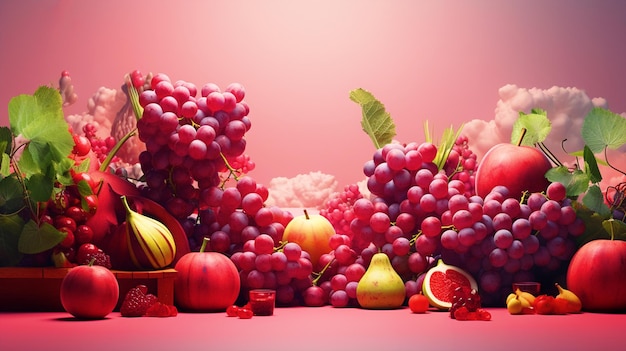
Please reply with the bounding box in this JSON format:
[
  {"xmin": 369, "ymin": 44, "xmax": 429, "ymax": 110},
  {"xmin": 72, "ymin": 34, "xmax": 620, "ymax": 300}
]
[{"xmin": 1, "ymin": 0, "xmax": 625, "ymax": 188}]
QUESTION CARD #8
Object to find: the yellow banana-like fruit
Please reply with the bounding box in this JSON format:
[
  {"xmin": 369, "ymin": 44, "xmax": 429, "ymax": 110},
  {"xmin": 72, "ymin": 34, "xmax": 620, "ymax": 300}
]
[
  {"xmin": 506, "ymin": 293, "xmax": 517, "ymax": 305},
  {"xmin": 517, "ymin": 295, "xmax": 532, "ymax": 309},
  {"xmin": 122, "ymin": 195, "xmax": 176, "ymax": 269},
  {"xmin": 507, "ymin": 296, "xmax": 523, "ymax": 314},
  {"xmin": 515, "ymin": 288, "xmax": 536, "ymax": 305},
  {"xmin": 555, "ymin": 283, "xmax": 582, "ymax": 313}
]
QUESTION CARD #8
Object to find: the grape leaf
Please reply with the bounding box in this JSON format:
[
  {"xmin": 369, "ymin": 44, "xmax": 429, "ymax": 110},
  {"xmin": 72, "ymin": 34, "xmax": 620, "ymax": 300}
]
[
  {"xmin": 573, "ymin": 202, "xmax": 611, "ymax": 246},
  {"xmin": 8, "ymin": 86, "xmax": 74, "ymax": 177},
  {"xmin": 545, "ymin": 166, "xmax": 590, "ymax": 197},
  {"xmin": 582, "ymin": 184, "xmax": 611, "ymax": 217},
  {"xmin": 602, "ymin": 218, "xmax": 626, "ymax": 241},
  {"xmin": 17, "ymin": 220, "xmax": 66, "ymax": 254},
  {"xmin": 0, "ymin": 175, "xmax": 26, "ymax": 214},
  {"xmin": 0, "ymin": 214, "xmax": 25, "ymax": 266},
  {"xmin": 25, "ymin": 173, "xmax": 54, "ymax": 203},
  {"xmin": 349, "ymin": 88, "xmax": 396, "ymax": 149},
  {"xmin": 583, "ymin": 144, "xmax": 602, "ymax": 184},
  {"xmin": 581, "ymin": 107, "xmax": 626, "ymax": 153},
  {"xmin": 0, "ymin": 126, "xmax": 11, "ymax": 154},
  {"xmin": 569, "ymin": 149, "xmax": 608, "ymax": 166},
  {"xmin": 511, "ymin": 109, "xmax": 552, "ymax": 146}
]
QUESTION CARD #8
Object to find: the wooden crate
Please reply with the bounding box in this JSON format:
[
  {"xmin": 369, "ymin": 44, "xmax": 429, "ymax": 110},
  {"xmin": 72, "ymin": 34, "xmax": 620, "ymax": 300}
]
[{"xmin": 0, "ymin": 267, "xmax": 177, "ymax": 312}]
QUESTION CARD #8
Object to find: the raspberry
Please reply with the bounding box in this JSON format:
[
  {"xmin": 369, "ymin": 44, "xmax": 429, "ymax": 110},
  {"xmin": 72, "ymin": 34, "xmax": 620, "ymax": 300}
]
[
  {"xmin": 120, "ymin": 285, "xmax": 158, "ymax": 317},
  {"xmin": 145, "ymin": 302, "xmax": 177, "ymax": 317},
  {"xmin": 76, "ymin": 243, "xmax": 111, "ymax": 269}
]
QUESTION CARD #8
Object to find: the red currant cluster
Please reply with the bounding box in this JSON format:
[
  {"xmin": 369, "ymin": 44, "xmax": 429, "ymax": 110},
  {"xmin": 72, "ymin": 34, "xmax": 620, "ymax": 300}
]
[{"xmin": 450, "ymin": 286, "xmax": 491, "ymax": 321}]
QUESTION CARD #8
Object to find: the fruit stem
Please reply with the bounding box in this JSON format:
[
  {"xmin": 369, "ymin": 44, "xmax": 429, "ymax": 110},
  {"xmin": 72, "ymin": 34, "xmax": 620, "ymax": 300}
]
[
  {"xmin": 120, "ymin": 195, "xmax": 132, "ymax": 215},
  {"xmin": 99, "ymin": 128, "xmax": 137, "ymax": 172},
  {"xmin": 88, "ymin": 257, "xmax": 96, "ymax": 267},
  {"xmin": 200, "ymin": 237, "xmax": 210, "ymax": 252},
  {"xmin": 516, "ymin": 128, "xmax": 527, "ymax": 147},
  {"xmin": 312, "ymin": 257, "xmax": 336, "ymax": 286},
  {"xmin": 303, "ymin": 209, "xmax": 310, "ymax": 220}
]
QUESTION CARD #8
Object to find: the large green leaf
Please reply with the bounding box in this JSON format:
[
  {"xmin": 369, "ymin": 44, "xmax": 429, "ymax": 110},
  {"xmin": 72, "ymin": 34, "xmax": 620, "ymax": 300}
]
[
  {"xmin": 350, "ymin": 88, "xmax": 396, "ymax": 149},
  {"xmin": 0, "ymin": 214, "xmax": 25, "ymax": 266},
  {"xmin": 8, "ymin": 86, "xmax": 73, "ymax": 176},
  {"xmin": 511, "ymin": 109, "xmax": 552, "ymax": 146},
  {"xmin": 581, "ymin": 107, "xmax": 626, "ymax": 153},
  {"xmin": 17, "ymin": 220, "xmax": 66, "ymax": 254}
]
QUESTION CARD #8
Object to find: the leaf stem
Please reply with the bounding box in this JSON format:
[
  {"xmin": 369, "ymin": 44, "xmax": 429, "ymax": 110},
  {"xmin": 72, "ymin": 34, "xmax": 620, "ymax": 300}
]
[
  {"xmin": 537, "ymin": 142, "xmax": 562, "ymax": 167},
  {"xmin": 604, "ymin": 147, "xmax": 626, "ymax": 177},
  {"xmin": 98, "ymin": 128, "xmax": 137, "ymax": 172}
]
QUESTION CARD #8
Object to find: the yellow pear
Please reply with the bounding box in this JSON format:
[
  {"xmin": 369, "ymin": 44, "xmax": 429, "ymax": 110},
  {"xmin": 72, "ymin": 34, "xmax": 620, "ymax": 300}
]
[{"xmin": 356, "ymin": 253, "xmax": 406, "ymax": 309}]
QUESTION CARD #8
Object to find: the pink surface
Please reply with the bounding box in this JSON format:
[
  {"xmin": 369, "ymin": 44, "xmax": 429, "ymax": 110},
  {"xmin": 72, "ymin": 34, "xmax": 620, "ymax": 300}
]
[
  {"xmin": 1, "ymin": 1, "xmax": 626, "ymax": 188},
  {"xmin": 1, "ymin": 307, "xmax": 624, "ymax": 351}
]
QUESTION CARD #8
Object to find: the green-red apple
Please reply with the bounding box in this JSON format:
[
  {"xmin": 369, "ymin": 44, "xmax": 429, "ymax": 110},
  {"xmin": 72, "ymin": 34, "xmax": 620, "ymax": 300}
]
[{"xmin": 474, "ymin": 143, "xmax": 552, "ymax": 199}]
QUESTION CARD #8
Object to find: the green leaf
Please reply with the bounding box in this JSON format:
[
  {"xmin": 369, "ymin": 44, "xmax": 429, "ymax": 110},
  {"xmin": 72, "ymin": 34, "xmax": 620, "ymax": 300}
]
[
  {"xmin": 602, "ymin": 218, "xmax": 626, "ymax": 241},
  {"xmin": 573, "ymin": 202, "xmax": 611, "ymax": 246},
  {"xmin": 569, "ymin": 149, "xmax": 609, "ymax": 166},
  {"xmin": 17, "ymin": 220, "xmax": 66, "ymax": 254},
  {"xmin": 545, "ymin": 166, "xmax": 590, "ymax": 197},
  {"xmin": 0, "ymin": 153, "xmax": 10, "ymax": 176},
  {"xmin": 0, "ymin": 126, "xmax": 12, "ymax": 154},
  {"xmin": 433, "ymin": 124, "xmax": 464, "ymax": 171},
  {"xmin": 350, "ymin": 88, "xmax": 396, "ymax": 149},
  {"xmin": 582, "ymin": 184, "xmax": 611, "ymax": 217},
  {"xmin": 581, "ymin": 107, "xmax": 626, "ymax": 153},
  {"xmin": 0, "ymin": 214, "xmax": 25, "ymax": 266},
  {"xmin": 25, "ymin": 173, "xmax": 54, "ymax": 203},
  {"xmin": 0, "ymin": 175, "xmax": 26, "ymax": 214},
  {"xmin": 582, "ymin": 145, "xmax": 602, "ymax": 184},
  {"xmin": 8, "ymin": 86, "xmax": 74, "ymax": 176},
  {"xmin": 511, "ymin": 109, "xmax": 552, "ymax": 146}
]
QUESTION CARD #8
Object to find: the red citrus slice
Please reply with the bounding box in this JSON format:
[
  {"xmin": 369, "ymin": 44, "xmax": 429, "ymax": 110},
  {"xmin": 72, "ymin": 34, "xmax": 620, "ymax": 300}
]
[{"xmin": 422, "ymin": 259, "xmax": 478, "ymax": 309}]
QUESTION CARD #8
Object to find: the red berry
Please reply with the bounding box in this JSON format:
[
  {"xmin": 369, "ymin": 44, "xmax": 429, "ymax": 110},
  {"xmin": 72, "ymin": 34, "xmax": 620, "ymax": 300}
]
[
  {"xmin": 145, "ymin": 302, "xmax": 176, "ymax": 317},
  {"xmin": 75, "ymin": 225, "xmax": 94, "ymax": 244},
  {"xmin": 58, "ymin": 227, "xmax": 75, "ymax": 249},
  {"xmin": 120, "ymin": 285, "xmax": 158, "ymax": 317},
  {"xmin": 478, "ymin": 308, "xmax": 492, "ymax": 321},
  {"xmin": 453, "ymin": 306, "xmax": 469, "ymax": 320},
  {"xmin": 226, "ymin": 305, "xmax": 240, "ymax": 317},
  {"xmin": 408, "ymin": 293, "xmax": 429, "ymax": 313},
  {"xmin": 237, "ymin": 308, "xmax": 253, "ymax": 319},
  {"xmin": 72, "ymin": 134, "xmax": 91, "ymax": 157}
]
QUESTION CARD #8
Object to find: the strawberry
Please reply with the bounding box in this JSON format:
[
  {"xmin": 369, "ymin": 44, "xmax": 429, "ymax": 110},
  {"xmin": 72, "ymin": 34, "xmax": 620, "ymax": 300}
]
[{"xmin": 120, "ymin": 285, "xmax": 158, "ymax": 317}]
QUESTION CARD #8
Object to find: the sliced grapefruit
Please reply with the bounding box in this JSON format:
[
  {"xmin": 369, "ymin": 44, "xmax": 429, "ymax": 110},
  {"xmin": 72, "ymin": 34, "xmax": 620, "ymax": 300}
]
[{"xmin": 422, "ymin": 259, "xmax": 478, "ymax": 309}]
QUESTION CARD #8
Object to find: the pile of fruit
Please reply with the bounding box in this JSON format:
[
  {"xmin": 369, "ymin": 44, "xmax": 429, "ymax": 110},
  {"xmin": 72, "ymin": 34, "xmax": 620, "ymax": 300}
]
[{"xmin": 1, "ymin": 71, "xmax": 625, "ymax": 320}]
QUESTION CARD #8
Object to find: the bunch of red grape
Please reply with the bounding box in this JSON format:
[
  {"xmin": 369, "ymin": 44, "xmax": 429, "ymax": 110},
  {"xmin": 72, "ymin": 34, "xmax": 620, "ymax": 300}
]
[
  {"xmin": 133, "ymin": 73, "xmax": 292, "ymax": 253},
  {"xmin": 314, "ymin": 136, "xmax": 585, "ymax": 306},
  {"xmin": 230, "ymin": 234, "xmax": 313, "ymax": 305}
]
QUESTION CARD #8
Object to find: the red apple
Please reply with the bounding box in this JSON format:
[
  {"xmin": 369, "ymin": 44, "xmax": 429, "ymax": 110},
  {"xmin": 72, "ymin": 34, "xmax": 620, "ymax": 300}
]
[
  {"xmin": 474, "ymin": 143, "xmax": 552, "ymax": 199},
  {"xmin": 60, "ymin": 263, "xmax": 119, "ymax": 319},
  {"xmin": 566, "ymin": 239, "xmax": 626, "ymax": 312}
]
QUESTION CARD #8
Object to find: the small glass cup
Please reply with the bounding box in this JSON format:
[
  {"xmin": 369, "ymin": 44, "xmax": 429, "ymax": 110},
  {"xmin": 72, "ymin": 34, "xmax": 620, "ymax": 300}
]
[
  {"xmin": 249, "ymin": 289, "xmax": 276, "ymax": 316},
  {"xmin": 512, "ymin": 281, "xmax": 541, "ymax": 295}
]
